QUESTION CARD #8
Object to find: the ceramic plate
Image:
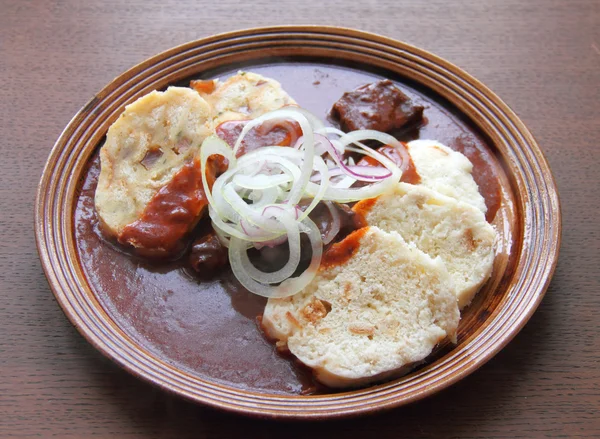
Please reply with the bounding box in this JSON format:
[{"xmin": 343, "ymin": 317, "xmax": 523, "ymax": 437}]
[{"xmin": 35, "ymin": 26, "xmax": 561, "ymax": 419}]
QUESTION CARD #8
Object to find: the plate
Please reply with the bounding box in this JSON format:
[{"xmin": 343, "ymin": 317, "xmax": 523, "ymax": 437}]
[{"xmin": 35, "ymin": 26, "xmax": 561, "ymax": 419}]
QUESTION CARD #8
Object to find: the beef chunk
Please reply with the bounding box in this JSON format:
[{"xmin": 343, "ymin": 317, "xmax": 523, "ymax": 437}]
[
  {"xmin": 189, "ymin": 232, "xmax": 228, "ymax": 277},
  {"xmin": 331, "ymin": 80, "xmax": 424, "ymax": 133}
]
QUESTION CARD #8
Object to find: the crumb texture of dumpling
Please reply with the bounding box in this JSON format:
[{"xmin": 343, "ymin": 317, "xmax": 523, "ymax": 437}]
[
  {"xmin": 355, "ymin": 183, "xmax": 496, "ymax": 308},
  {"xmin": 262, "ymin": 226, "xmax": 459, "ymax": 388},
  {"xmin": 194, "ymin": 72, "xmax": 296, "ymax": 127},
  {"xmin": 408, "ymin": 140, "xmax": 487, "ymax": 214}
]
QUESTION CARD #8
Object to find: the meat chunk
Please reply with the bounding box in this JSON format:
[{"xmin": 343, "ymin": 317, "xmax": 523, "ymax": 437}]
[
  {"xmin": 331, "ymin": 80, "xmax": 424, "ymax": 133},
  {"xmin": 188, "ymin": 232, "xmax": 229, "ymax": 276}
]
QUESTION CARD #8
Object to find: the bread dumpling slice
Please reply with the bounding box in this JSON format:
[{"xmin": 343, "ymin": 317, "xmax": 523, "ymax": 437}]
[
  {"xmin": 95, "ymin": 86, "xmax": 215, "ymax": 256},
  {"xmin": 354, "ymin": 183, "xmax": 496, "ymax": 309},
  {"xmin": 192, "ymin": 71, "xmax": 296, "ymax": 127},
  {"xmin": 262, "ymin": 226, "xmax": 459, "ymax": 388},
  {"xmin": 408, "ymin": 140, "xmax": 487, "ymax": 214}
]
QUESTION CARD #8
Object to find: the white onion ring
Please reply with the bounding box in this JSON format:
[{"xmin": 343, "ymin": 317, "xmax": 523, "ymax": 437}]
[
  {"xmin": 238, "ymin": 210, "xmax": 302, "ymax": 284},
  {"xmin": 322, "ymin": 201, "xmax": 341, "ymax": 245},
  {"xmin": 228, "ymin": 218, "xmax": 322, "ymax": 298},
  {"xmin": 201, "ymin": 108, "xmax": 404, "ymax": 298}
]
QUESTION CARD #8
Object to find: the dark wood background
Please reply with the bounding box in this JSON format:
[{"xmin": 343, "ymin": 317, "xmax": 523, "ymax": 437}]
[{"xmin": 2, "ymin": 0, "xmax": 599, "ymax": 437}]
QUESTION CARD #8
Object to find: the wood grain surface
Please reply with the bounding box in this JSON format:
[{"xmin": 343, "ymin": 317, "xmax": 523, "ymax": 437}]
[{"xmin": 1, "ymin": 0, "xmax": 598, "ymax": 437}]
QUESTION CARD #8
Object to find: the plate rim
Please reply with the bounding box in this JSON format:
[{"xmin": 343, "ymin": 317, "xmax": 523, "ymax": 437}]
[{"xmin": 34, "ymin": 25, "xmax": 561, "ymax": 419}]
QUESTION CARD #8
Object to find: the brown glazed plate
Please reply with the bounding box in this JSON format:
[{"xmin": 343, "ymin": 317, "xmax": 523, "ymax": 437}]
[{"xmin": 35, "ymin": 26, "xmax": 561, "ymax": 419}]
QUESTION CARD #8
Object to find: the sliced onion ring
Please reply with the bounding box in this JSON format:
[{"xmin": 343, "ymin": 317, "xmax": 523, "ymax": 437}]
[
  {"xmin": 322, "ymin": 201, "xmax": 341, "ymax": 245},
  {"xmin": 201, "ymin": 107, "xmax": 404, "ymax": 298},
  {"xmin": 228, "ymin": 218, "xmax": 322, "ymax": 298}
]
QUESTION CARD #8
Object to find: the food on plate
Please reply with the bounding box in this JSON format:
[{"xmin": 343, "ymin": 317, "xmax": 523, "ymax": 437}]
[
  {"xmin": 193, "ymin": 71, "xmax": 302, "ymax": 157},
  {"xmin": 187, "ymin": 200, "xmax": 363, "ymax": 276},
  {"xmin": 407, "ymin": 140, "xmax": 487, "ymax": 214},
  {"xmin": 356, "ymin": 143, "xmax": 421, "ymax": 185},
  {"xmin": 94, "ymin": 86, "xmax": 219, "ymax": 256},
  {"xmin": 192, "ymin": 71, "xmax": 296, "ymax": 127},
  {"xmin": 196, "ymin": 103, "xmax": 407, "ymax": 298},
  {"xmin": 261, "ymin": 226, "xmax": 460, "ymax": 388},
  {"xmin": 331, "ymin": 79, "xmax": 424, "ymax": 133},
  {"xmin": 301, "ymin": 200, "xmax": 365, "ymax": 244},
  {"xmin": 354, "ymin": 182, "xmax": 496, "ymax": 309},
  {"xmin": 90, "ymin": 71, "xmax": 500, "ymax": 390},
  {"xmin": 188, "ymin": 231, "xmax": 229, "ymax": 275},
  {"xmin": 215, "ymin": 117, "xmax": 302, "ymax": 158}
]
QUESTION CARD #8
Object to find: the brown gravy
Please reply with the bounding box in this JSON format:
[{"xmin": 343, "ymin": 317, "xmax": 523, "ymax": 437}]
[
  {"xmin": 320, "ymin": 228, "xmax": 369, "ymax": 268},
  {"xmin": 216, "ymin": 119, "xmax": 301, "ymax": 156},
  {"xmin": 119, "ymin": 160, "xmax": 206, "ymax": 256},
  {"xmin": 75, "ymin": 63, "xmax": 503, "ymax": 395}
]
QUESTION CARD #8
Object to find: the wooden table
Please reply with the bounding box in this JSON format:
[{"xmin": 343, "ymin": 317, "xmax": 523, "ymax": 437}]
[{"xmin": 2, "ymin": 0, "xmax": 599, "ymax": 436}]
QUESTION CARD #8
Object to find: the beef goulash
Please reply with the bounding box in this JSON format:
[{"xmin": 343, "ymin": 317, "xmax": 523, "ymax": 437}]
[
  {"xmin": 331, "ymin": 79, "xmax": 424, "ymax": 133},
  {"xmin": 91, "ymin": 71, "xmax": 498, "ymax": 389}
]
